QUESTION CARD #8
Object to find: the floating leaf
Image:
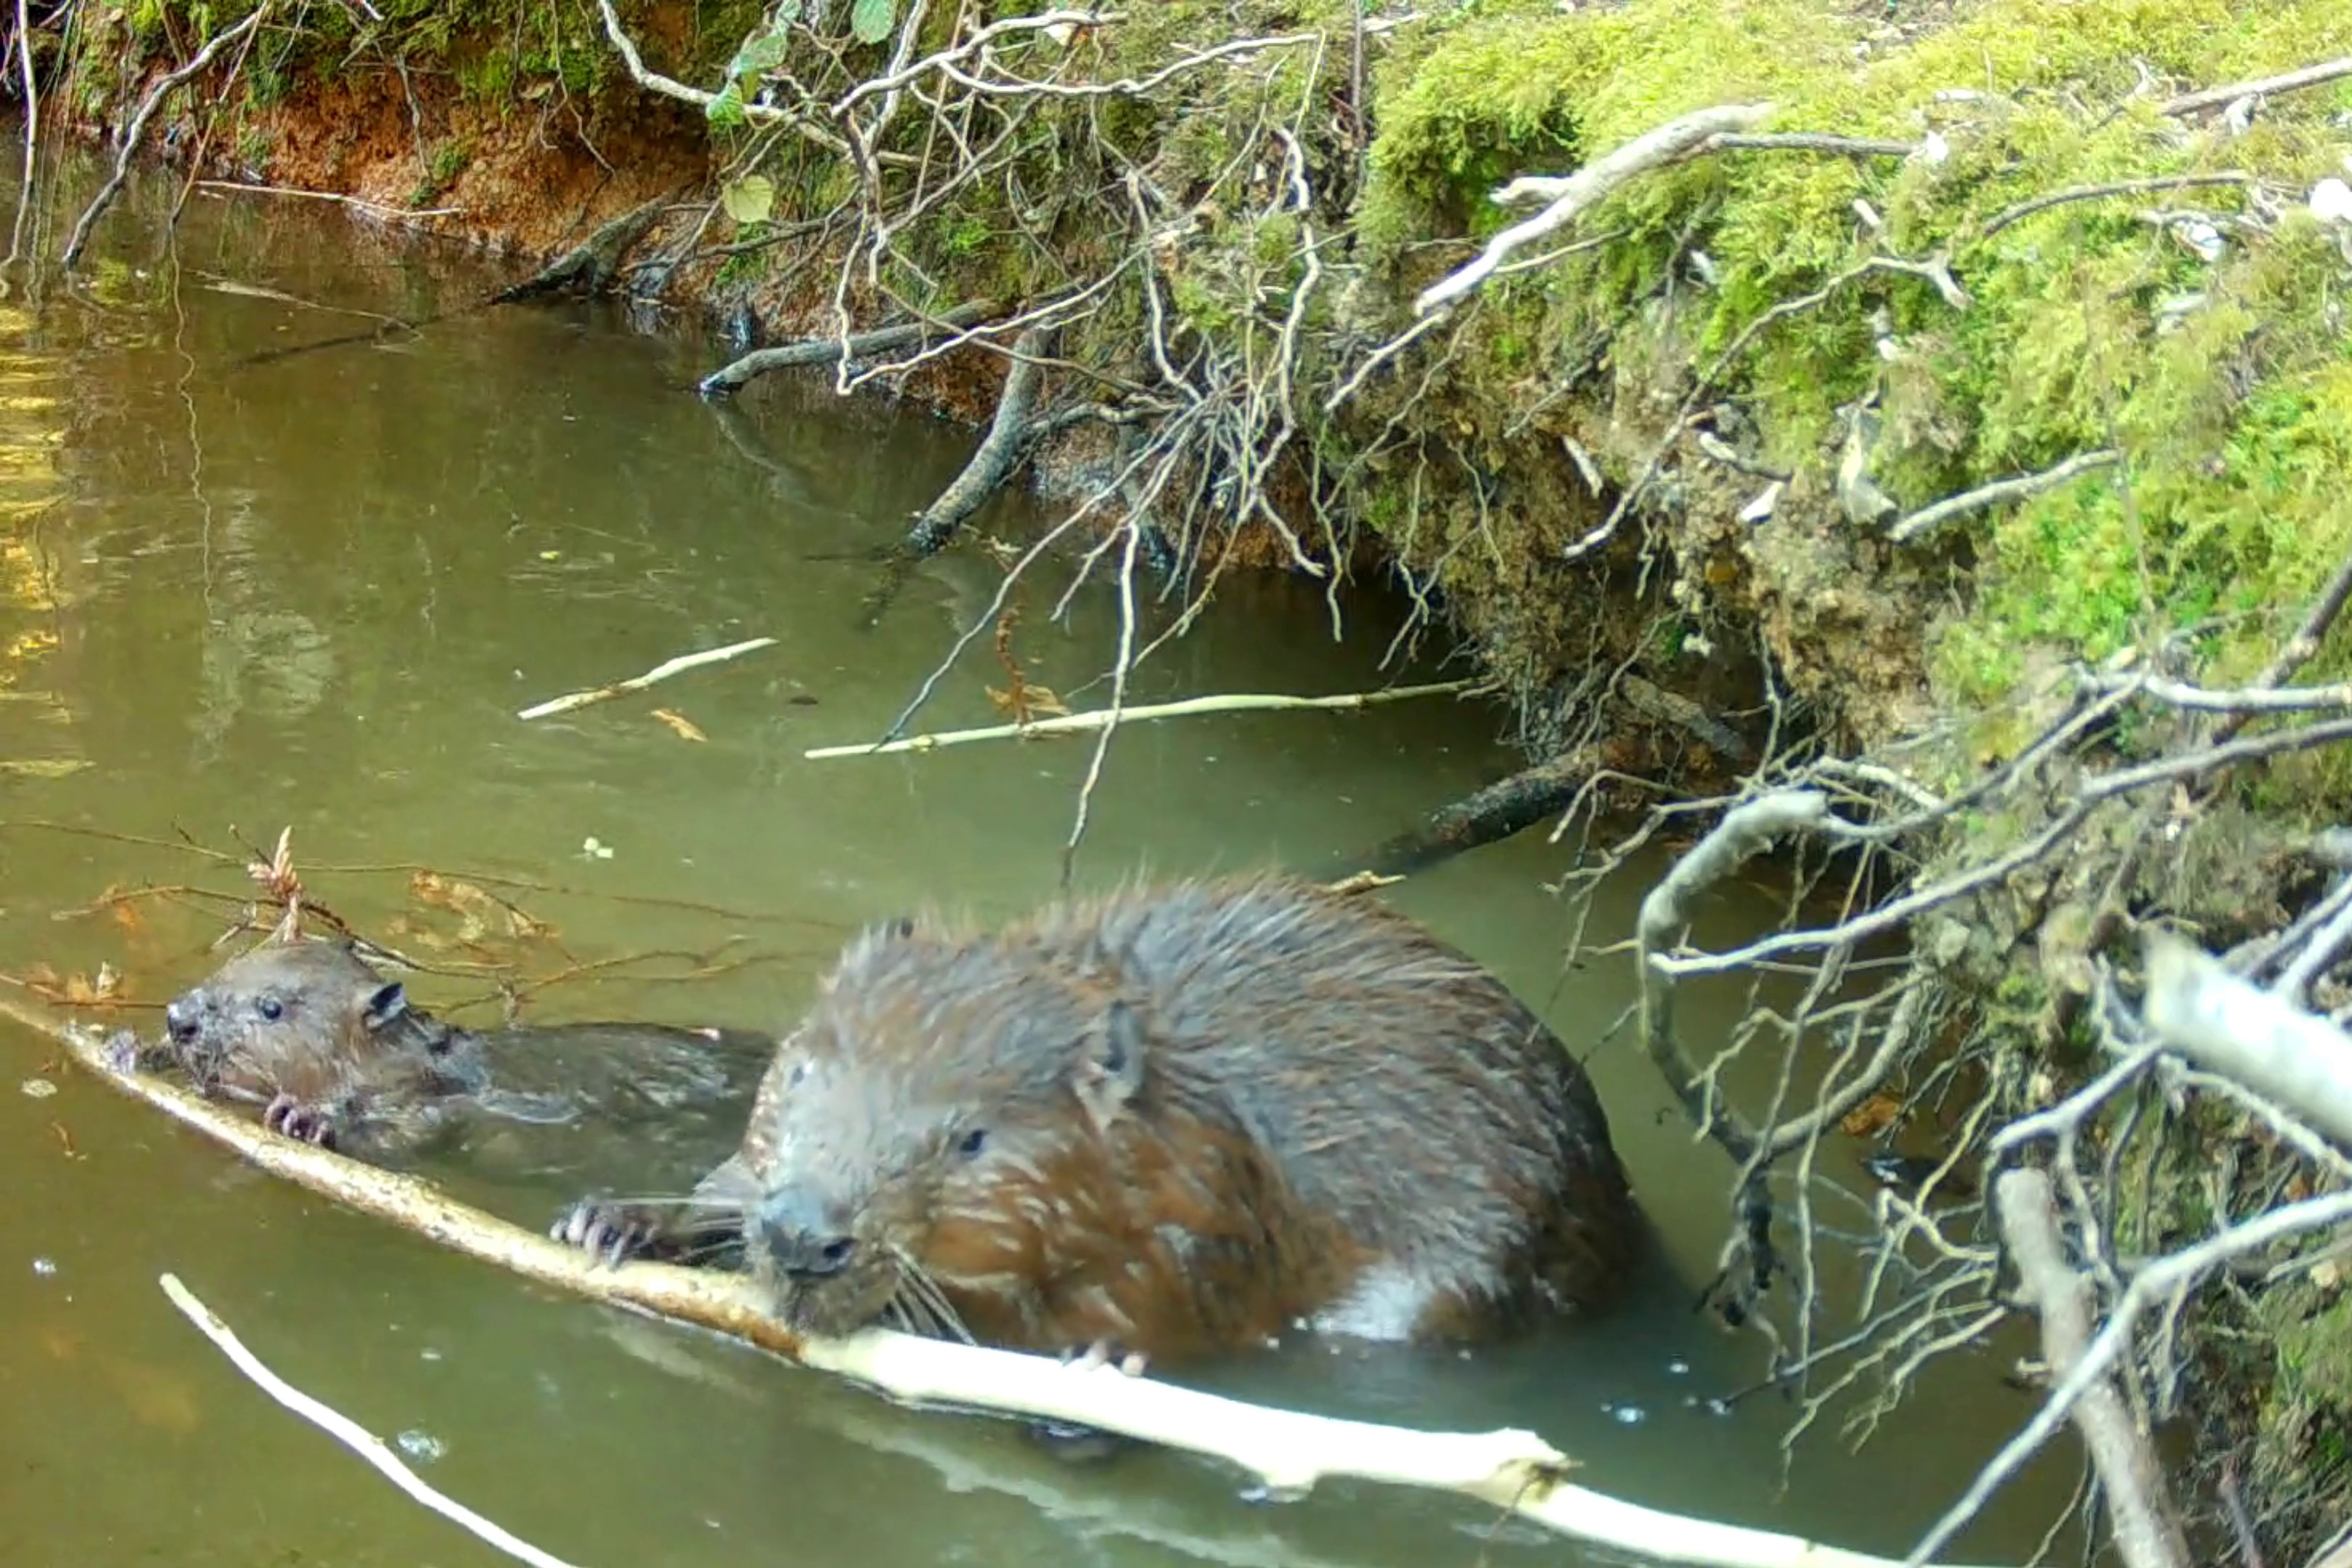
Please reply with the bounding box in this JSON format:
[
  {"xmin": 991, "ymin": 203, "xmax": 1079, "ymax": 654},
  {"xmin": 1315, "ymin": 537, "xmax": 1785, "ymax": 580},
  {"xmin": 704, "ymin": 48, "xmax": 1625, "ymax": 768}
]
[
  {"xmin": 850, "ymin": 0, "xmax": 897, "ymax": 46},
  {"xmin": 722, "ymin": 174, "xmax": 775, "ymax": 226},
  {"xmin": 1838, "ymin": 1093, "xmax": 1903, "ymax": 1138},
  {"xmin": 0, "ymin": 757, "xmax": 91, "ymax": 777},
  {"xmin": 986, "ymin": 683, "xmax": 1070, "ymax": 722},
  {"xmin": 650, "ymin": 707, "xmax": 709, "ymax": 743}
]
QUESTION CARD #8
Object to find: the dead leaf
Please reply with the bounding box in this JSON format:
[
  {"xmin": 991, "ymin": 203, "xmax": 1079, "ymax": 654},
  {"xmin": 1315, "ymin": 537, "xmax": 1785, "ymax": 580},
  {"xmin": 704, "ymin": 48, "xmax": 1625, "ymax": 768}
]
[
  {"xmin": 986, "ymin": 683, "xmax": 1071, "ymax": 722},
  {"xmin": 1839, "ymin": 1093, "xmax": 1903, "ymax": 1138},
  {"xmin": 650, "ymin": 708, "xmax": 709, "ymax": 743},
  {"xmin": 409, "ymin": 871, "xmax": 551, "ymax": 943},
  {"xmin": 25, "ymin": 963, "xmax": 123, "ymax": 1008}
]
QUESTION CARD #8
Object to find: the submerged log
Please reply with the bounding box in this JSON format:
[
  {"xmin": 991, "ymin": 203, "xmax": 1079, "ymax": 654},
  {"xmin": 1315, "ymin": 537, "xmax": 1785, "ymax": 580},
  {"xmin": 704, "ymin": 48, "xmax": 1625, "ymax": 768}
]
[{"xmin": 1326, "ymin": 746, "xmax": 1598, "ymax": 879}]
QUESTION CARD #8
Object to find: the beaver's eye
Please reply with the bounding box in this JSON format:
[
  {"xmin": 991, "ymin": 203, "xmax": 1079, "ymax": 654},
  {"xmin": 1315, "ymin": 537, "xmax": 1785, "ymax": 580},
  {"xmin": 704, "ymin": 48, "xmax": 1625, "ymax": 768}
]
[
  {"xmin": 788, "ymin": 1059, "xmax": 809, "ymax": 1087},
  {"xmin": 257, "ymin": 996, "xmax": 284, "ymax": 1021},
  {"xmin": 957, "ymin": 1127, "xmax": 988, "ymax": 1159}
]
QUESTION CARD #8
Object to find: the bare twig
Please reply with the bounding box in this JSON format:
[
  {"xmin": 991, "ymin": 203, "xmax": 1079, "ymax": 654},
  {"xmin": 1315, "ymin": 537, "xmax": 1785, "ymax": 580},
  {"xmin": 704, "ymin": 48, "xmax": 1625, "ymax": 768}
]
[
  {"xmin": 1702, "ymin": 132, "xmax": 1919, "ymax": 158},
  {"xmin": 63, "ymin": 3, "xmax": 272, "ymax": 268},
  {"xmin": 161, "ymin": 1275, "xmax": 585, "ymax": 1568},
  {"xmin": 195, "ymin": 179, "xmax": 462, "ymax": 222},
  {"xmin": 1993, "ymin": 1171, "xmax": 2191, "ymax": 1568},
  {"xmin": 5, "ymin": 0, "xmax": 39, "ymax": 270},
  {"xmin": 516, "ymin": 637, "xmax": 777, "ymax": 721},
  {"xmin": 1911, "ymin": 1188, "xmax": 2352, "ymax": 1565},
  {"xmin": 1886, "ymin": 450, "xmax": 2122, "ymax": 544},
  {"xmin": 2141, "ymin": 932, "xmax": 2352, "ymax": 1147},
  {"xmin": 698, "ymin": 303, "xmax": 999, "ymax": 396},
  {"xmin": 2160, "ymin": 57, "xmax": 2352, "ymax": 117},
  {"xmin": 1978, "ymin": 174, "xmax": 2253, "ymax": 240},
  {"xmin": 806, "ymin": 679, "xmax": 1484, "ymax": 759},
  {"xmin": 907, "ymin": 326, "xmax": 1053, "ymax": 553},
  {"xmin": 1637, "ymin": 788, "xmax": 1833, "ymax": 1164},
  {"xmin": 1415, "ymin": 102, "xmax": 1774, "ymax": 315}
]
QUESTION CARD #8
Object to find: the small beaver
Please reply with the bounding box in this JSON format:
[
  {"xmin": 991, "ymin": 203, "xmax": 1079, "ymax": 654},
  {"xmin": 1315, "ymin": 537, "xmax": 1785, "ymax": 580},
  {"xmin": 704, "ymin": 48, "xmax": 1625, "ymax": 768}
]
[
  {"xmin": 161, "ymin": 939, "xmax": 775, "ymax": 1164},
  {"xmin": 558, "ymin": 875, "xmax": 1641, "ymax": 1365}
]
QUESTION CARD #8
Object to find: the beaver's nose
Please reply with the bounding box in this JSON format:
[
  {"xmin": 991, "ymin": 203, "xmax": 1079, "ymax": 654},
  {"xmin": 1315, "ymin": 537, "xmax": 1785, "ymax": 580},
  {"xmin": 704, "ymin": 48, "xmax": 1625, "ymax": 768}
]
[
  {"xmin": 164, "ymin": 996, "xmax": 203, "ymax": 1045},
  {"xmin": 759, "ymin": 1191, "xmax": 857, "ymax": 1279}
]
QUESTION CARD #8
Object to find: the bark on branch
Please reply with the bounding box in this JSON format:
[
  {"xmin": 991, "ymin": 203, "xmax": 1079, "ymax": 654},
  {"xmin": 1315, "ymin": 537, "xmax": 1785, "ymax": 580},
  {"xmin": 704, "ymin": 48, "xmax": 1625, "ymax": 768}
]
[
  {"xmin": 2142, "ymin": 932, "xmax": 2352, "ymax": 1148},
  {"xmin": 1885, "ymin": 450, "xmax": 2123, "ymax": 544},
  {"xmin": 1415, "ymin": 103, "xmax": 1774, "ymax": 315},
  {"xmin": 1637, "ymin": 788, "xmax": 1834, "ymax": 1165},
  {"xmin": 1993, "ymin": 1169, "xmax": 2191, "ymax": 1568},
  {"xmin": 906, "ymin": 326, "xmax": 1054, "ymax": 554},
  {"xmin": 698, "ymin": 303, "xmax": 1000, "ymax": 396},
  {"xmin": 0, "ymin": 995, "xmax": 2000, "ymax": 1568},
  {"xmin": 1327, "ymin": 746, "xmax": 1598, "ymax": 880},
  {"xmin": 63, "ymin": 3, "xmax": 271, "ymax": 267}
]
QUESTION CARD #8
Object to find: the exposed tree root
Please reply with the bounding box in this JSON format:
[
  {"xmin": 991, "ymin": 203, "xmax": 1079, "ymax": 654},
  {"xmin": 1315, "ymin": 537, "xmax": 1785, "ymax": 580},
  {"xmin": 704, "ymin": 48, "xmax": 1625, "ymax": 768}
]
[
  {"xmin": 1326, "ymin": 746, "xmax": 1599, "ymax": 880},
  {"xmin": 905, "ymin": 326, "xmax": 1054, "ymax": 555},
  {"xmin": 488, "ymin": 194, "xmax": 675, "ymax": 304},
  {"xmin": 697, "ymin": 301, "xmax": 1000, "ymax": 396},
  {"xmin": 62, "ymin": 1, "xmax": 271, "ymax": 267}
]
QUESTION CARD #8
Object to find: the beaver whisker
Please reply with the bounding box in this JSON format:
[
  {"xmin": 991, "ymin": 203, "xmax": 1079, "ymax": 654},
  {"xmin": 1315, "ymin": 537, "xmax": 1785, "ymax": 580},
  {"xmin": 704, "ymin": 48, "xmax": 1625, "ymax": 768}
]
[{"xmin": 885, "ymin": 1245, "xmax": 976, "ymax": 1345}]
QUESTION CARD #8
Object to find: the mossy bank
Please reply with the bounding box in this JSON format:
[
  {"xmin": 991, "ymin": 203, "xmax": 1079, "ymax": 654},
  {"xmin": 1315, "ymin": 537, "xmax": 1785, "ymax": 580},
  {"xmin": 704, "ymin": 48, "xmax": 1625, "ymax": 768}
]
[{"xmin": 21, "ymin": 0, "xmax": 2352, "ymax": 1558}]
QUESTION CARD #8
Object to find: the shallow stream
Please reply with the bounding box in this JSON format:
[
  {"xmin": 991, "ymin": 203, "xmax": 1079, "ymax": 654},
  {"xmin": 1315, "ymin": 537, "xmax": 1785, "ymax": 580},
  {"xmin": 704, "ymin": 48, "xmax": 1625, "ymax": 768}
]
[{"xmin": 0, "ymin": 140, "xmax": 2073, "ymax": 1567}]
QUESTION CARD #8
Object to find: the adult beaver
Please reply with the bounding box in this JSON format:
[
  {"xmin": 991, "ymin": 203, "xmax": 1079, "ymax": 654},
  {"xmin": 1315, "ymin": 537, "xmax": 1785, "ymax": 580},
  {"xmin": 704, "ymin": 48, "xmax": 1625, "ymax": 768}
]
[
  {"xmin": 160, "ymin": 938, "xmax": 775, "ymax": 1167},
  {"xmin": 558, "ymin": 875, "xmax": 1641, "ymax": 1365}
]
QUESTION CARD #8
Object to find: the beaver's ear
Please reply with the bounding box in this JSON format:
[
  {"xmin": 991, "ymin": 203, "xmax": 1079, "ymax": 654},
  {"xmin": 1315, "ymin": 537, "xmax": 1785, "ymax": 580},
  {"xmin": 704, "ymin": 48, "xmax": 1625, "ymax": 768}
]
[
  {"xmin": 1072, "ymin": 1000, "xmax": 1146, "ymax": 1132},
  {"xmin": 362, "ymin": 983, "xmax": 409, "ymax": 1032},
  {"xmin": 889, "ymin": 915, "xmax": 917, "ymax": 939}
]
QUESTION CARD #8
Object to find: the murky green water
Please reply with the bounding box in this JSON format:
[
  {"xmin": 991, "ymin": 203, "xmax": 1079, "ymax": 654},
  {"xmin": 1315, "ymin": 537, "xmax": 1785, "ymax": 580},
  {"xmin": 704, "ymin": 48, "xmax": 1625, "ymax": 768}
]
[{"xmin": 0, "ymin": 140, "xmax": 2075, "ymax": 1566}]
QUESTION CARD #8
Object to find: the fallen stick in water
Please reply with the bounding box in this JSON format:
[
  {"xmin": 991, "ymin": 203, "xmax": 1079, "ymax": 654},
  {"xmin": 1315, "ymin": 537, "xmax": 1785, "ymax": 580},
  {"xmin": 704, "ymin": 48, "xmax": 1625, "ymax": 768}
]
[
  {"xmin": 1, "ymin": 995, "xmax": 2003, "ymax": 1568},
  {"xmin": 518, "ymin": 637, "xmax": 778, "ymax": 722},
  {"xmin": 804, "ymin": 679, "xmax": 1485, "ymax": 760},
  {"xmin": 160, "ymin": 1273, "xmax": 586, "ymax": 1568}
]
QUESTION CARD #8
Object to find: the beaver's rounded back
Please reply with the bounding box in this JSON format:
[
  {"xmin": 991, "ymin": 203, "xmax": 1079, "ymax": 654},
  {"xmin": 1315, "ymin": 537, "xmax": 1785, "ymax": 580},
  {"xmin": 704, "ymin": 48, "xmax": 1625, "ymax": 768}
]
[{"xmin": 738, "ymin": 875, "xmax": 1640, "ymax": 1359}]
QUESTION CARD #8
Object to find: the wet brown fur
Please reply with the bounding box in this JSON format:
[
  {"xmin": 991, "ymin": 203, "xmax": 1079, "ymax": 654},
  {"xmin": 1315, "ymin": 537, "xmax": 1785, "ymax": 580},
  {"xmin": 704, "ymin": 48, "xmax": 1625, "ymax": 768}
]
[
  {"xmin": 570, "ymin": 875, "xmax": 1641, "ymax": 1362},
  {"xmin": 163, "ymin": 939, "xmax": 770, "ymax": 1157}
]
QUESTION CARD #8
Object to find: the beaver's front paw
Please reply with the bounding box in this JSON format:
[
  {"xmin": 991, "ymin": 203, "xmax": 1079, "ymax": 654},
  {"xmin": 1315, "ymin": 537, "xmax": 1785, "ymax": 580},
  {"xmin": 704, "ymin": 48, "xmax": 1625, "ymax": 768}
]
[
  {"xmin": 552, "ymin": 1197, "xmax": 664, "ymax": 1267},
  {"xmin": 1061, "ymin": 1339, "xmax": 1150, "ymax": 1379},
  {"xmin": 102, "ymin": 1031, "xmax": 158, "ymax": 1075},
  {"xmin": 263, "ymin": 1094, "xmax": 338, "ymax": 1148}
]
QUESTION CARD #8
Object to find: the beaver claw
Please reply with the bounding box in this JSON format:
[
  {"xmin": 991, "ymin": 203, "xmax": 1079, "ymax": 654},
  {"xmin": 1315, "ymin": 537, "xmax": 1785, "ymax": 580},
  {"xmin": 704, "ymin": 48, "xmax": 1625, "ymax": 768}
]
[
  {"xmin": 263, "ymin": 1094, "xmax": 338, "ymax": 1148},
  {"xmin": 553, "ymin": 1199, "xmax": 660, "ymax": 1267},
  {"xmin": 1061, "ymin": 1339, "xmax": 1150, "ymax": 1379}
]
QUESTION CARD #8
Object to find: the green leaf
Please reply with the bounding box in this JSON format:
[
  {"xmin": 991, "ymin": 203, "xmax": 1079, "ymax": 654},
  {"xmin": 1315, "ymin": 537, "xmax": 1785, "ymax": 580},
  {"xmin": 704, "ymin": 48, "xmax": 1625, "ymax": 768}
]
[
  {"xmin": 849, "ymin": 0, "xmax": 896, "ymax": 46},
  {"xmin": 732, "ymin": 25, "xmax": 789, "ymax": 75},
  {"xmin": 704, "ymin": 81, "xmax": 748, "ymax": 128},
  {"xmin": 722, "ymin": 174, "xmax": 776, "ymax": 226}
]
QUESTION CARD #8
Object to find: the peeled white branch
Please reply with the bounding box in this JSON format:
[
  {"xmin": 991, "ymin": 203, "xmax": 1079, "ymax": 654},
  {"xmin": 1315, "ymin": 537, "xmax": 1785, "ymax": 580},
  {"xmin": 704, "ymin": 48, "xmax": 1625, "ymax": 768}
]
[
  {"xmin": 1415, "ymin": 104, "xmax": 1774, "ymax": 316},
  {"xmin": 804, "ymin": 680, "xmax": 1482, "ymax": 759},
  {"xmin": 1993, "ymin": 1172, "xmax": 2189, "ymax": 1568},
  {"xmin": 1, "ymin": 995, "xmax": 2001, "ymax": 1568},
  {"xmin": 162, "ymin": 1274, "xmax": 586, "ymax": 1568},
  {"xmin": 2142, "ymin": 931, "xmax": 2352, "ymax": 1148},
  {"xmin": 517, "ymin": 637, "xmax": 777, "ymax": 721}
]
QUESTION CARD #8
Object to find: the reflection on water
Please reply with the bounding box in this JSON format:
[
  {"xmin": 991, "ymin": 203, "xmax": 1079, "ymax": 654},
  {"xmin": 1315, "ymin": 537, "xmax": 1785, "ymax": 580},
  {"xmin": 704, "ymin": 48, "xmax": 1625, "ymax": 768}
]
[{"xmin": 0, "ymin": 134, "xmax": 2071, "ymax": 1567}]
